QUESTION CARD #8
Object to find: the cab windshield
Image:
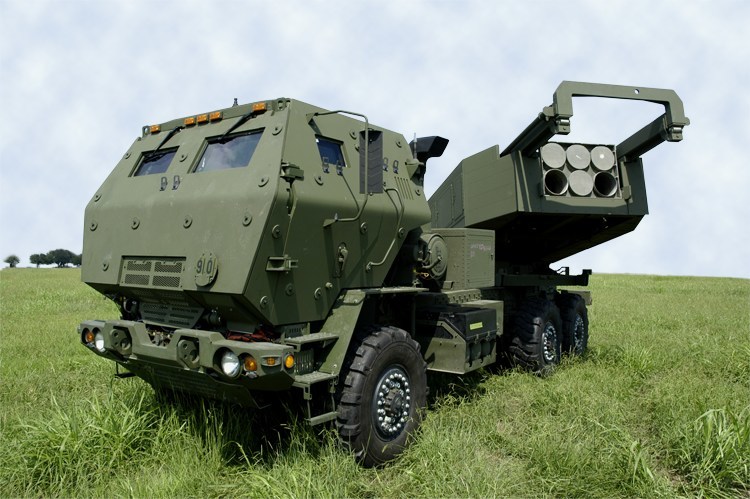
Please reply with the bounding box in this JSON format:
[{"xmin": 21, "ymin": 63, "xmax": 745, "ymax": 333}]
[
  {"xmin": 133, "ymin": 149, "xmax": 177, "ymax": 176},
  {"xmin": 194, "ymin": 131, "xmax": 262, "ymax": 173}
]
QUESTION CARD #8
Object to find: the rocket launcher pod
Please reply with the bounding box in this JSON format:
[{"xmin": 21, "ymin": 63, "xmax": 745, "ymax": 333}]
[{"xmin": 429, "ymin": 81, "xmax": 690, "ymax": 267}]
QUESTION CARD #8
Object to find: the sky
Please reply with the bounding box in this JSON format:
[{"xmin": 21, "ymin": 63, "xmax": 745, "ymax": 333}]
[{"xmin": 1, "ymin": 0, "xmax": 748, "ymax": 278}]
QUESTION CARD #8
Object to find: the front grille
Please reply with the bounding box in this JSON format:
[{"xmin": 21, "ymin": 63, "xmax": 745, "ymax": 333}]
[
  {"xmin": 126, "ymin": 260, "xmax": 152, "ymax": 272},
  {"xmin": 152, "ymin": 275, "xmax": 181, "ymax": 288},
  {"xmin": 124, "ymin": 274, "xmax": 150, "ymax": 286},
  {"xmin": 155, "ymin": 261, "xmax": 183, "ymax": 273},
  {"xmin": 140, "ymin": 302, "xmax": 203, "ymax": 328},
  {"xmin": 120, "ymin": 257, "xmax": 185, "ymax": 289}
]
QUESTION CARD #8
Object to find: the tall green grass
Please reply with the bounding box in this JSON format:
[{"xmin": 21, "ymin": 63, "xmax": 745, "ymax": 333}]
[{"xmin": 1, "ymin": 269, "xmax": 748, "ymax": 497}]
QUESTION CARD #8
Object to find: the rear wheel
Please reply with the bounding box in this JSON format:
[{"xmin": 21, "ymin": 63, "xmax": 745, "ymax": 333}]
[
  {"xmin": 505, "ymin": 298, "xmax": 562, "ymax": 374},
  {"xmin": 558, "ymin": 293, "xmax": 589, "ymax": 355},
  {"xmin": 336, "ymin": 325, "xmax": 427, "ymax": 467}
]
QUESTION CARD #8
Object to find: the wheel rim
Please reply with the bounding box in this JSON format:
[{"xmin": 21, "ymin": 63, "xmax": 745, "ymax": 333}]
[
  {"xmin": 572, "ymin": 314, "xmax": 585, "ymax": 352},
  {"xmin": 542, "ymin": 322, "xmax": 558, "ymax": 363},
  {"xmin": 372, "ymin": 366, "xmax": 411, "ymax": 439}
]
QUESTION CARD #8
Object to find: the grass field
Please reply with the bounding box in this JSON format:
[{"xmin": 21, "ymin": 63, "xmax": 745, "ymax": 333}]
[{"xmin": 1, "ymin": 268, "xmax": 748, "ymax": 497}]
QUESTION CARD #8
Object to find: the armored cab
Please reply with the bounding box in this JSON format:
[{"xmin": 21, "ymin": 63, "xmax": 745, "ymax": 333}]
[
  {"xmin": 78, "ymin": 82, "xmax": 687, "ymax": 467},
  {"xmin": 81, "ymin": 98, "xmax": 436, "ymax": 408},
  {"xmin": 82, "ymin": 99, "xmax": 431, "ymax": 331}
]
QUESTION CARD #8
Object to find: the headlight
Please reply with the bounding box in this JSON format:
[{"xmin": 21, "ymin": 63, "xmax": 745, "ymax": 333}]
[
  {"xmin": 220, "ymin": 350, "xmax": 241, "ymax": 377},
  {"xmin": 94, "ymin": 330, "xmax": 106, "ymax": 353}
]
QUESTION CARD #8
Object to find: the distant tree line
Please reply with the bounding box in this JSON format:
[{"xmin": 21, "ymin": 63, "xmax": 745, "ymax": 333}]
[
  {"xmin": 30, "ymin": 249, "xmax": 82, "ymax": 268},
  {"xmin": 2, "ymin": 249, "xmax": 82, "ymax": 268}
]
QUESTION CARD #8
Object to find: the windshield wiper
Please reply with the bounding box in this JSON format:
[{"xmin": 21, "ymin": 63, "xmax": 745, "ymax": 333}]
[
  {"xmin": 145, "ymin": 126, "xmax": 184, "ymax": 160},
  {"xmin": 218, "ymin": 110, "xmax": 255, "ymax": 143}
]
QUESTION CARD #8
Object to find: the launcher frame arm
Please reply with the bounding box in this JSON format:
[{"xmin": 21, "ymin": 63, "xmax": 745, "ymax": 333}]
[{"xmin": 501, "ymin": 81, "xmax": 690, "ymax": 161}]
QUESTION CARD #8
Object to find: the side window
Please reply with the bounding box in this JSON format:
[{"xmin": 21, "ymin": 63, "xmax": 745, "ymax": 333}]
[
  {"xmin": 193, "ymin": 131, "xmax": 263, "ymax": 173},
  {"xmin": 316, "ymin": 138, "xmax": 346, "ymax": 169},
  {"xmin": 133, "ymin": 149, "xmax": 177, "ymax": 176}
]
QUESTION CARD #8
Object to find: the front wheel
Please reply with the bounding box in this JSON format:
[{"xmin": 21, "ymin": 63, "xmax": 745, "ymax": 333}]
[{"xmin": 336, "ymin": 326, "xmax": 427, "ymax": 467}]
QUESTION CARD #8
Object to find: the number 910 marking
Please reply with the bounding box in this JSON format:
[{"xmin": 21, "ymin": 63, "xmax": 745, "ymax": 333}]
[{"xmin": 195, "ymin": 253, "xmax": 218, "ymax": 287}]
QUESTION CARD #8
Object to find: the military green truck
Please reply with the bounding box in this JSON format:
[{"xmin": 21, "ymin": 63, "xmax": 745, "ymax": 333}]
[{"xmin": 79, "ymin": 81, "xmax": 688, "ymax": 466}]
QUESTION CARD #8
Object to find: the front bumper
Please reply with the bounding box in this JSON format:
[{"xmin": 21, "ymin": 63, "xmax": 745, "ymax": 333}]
[{"xmin": 79, "ymin": 320, "xmax": 295, "ymax": 407}]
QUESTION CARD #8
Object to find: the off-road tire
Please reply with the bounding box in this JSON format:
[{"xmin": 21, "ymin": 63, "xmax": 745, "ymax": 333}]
[
  {"xmin": 558, "ymin": 293, "xmax": 589, "ymax": 356},
  {"xmin": 336, "ymin": 325, "xmax": 427, "ymax": 467},
  {"xmin": 505, "ymin": 298, "xmax": 562, "ymax": 375}
]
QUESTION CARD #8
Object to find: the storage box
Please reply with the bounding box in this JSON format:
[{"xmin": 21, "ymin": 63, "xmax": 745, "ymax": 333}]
[{"xmin": 432, "ymin": 228, "xmax": 495, "ymax": 289}]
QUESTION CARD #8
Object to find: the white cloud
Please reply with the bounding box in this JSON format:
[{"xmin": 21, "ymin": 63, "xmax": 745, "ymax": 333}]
[{"xmin": 1, "ymin": 0, "xmax": 748, "ymax": 277}]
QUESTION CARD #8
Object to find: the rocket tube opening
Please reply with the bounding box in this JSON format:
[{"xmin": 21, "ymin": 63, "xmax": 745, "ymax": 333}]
[
  {"xmin": 568, "ymin": 170, "xmax": 594, "ymax": 196},
  {"xmin": 591, "ymin": 145, "xmax": 615, "ymax": 171},
  {"xmin": 540, "ymin": 143, "xmax": 566, "ymax": 168},
  {"xmin": 594, "ymin": 171, "xmax": 618, "ymax": 197},
  {"xmin": 544, "ymin": 169, "xmax": 569, "ymax": 196},
  {"xmin": 566, "ymin": 144, "xmax": 591, "ymax": 170}
]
